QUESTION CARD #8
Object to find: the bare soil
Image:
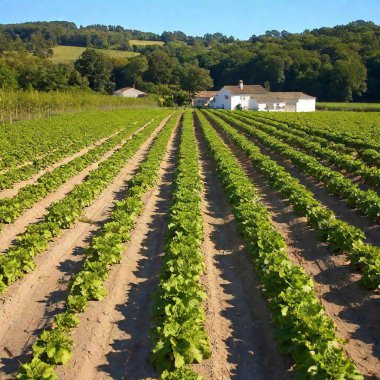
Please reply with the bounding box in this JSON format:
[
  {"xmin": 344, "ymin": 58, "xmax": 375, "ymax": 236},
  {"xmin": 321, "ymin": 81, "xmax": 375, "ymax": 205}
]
[
  {"xmin": 0, "ymin": 128, "xmax": 124, "ymax": 200},
  {"xmin": 0, "ymin": 114, "xmax": 172, "ymax": 378},
  {"xmin": 0, "ymin": 122, "xmax": 152, "ymax": 254},
  {"xmin": 241, "ymin": 129, "xmax": 380, "ymax": 245},
  {"xmin": 55, "ymin": 116, "xmax": 180, "ymax": 380},
  {"xmin": 193, "ymin": 125, "xmax": 292, "ymax": 379},
  {"xmin": 215, "ymin": 125, "xmax": 380, "ymax": 379}
]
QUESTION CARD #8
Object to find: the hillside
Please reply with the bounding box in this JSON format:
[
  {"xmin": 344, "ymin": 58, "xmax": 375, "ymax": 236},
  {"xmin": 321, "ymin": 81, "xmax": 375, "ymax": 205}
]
[
  {"xmin": 50, "ymin": 45, "xmax": 139, "ymax": 63},
  {"xmin": 1, "ymin": 20, "xmax": 380, "ymax": 101}
]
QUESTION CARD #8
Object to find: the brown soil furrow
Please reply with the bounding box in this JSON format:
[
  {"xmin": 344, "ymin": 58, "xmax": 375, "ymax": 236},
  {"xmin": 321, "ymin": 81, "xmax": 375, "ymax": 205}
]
[
  {"xmin": 0, "ymin": 114, "xmax": 172, "ymax": 378},
  {"xmin": 55, "ymin": 117, "xmax": 180, "ymax": 380},
  {"xmin": 0, "ymin": 122, "xmax": 152, "ymax": 254},
  {"xmin": 0, "ymin": 146, "xmax": 66, "ymax": 176},
  {"xmin": 0, "ymin": 128, "xmax": 125, "ymax": 199},
  {"xmin": 193, "ymin": 125, "xmax": 292, "ymax": 380},
  {"xmin": 239, "ymin": 128, "xmax": 380, "ymax": 245},
  {"xmin": 214, "ymin": 125, "xmax": 380, "ymax": 379}
]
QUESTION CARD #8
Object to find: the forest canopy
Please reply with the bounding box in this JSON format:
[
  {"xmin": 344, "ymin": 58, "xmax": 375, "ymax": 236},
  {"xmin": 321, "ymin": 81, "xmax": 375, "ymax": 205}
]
[{"xmin": 0, "ymin": 20, "xmax": 380, "ymax": 102}]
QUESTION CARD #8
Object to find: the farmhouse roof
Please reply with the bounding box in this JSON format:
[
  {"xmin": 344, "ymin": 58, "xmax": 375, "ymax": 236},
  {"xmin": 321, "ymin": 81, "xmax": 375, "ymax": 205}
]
[
  {"xmin": 223, "ymin": 84, "xmax": 268, "ymax": 94},
  {"xmin": 194, "ymin": 91, "xmax": 217, "ymax": 98},
  {"xmin": 114, "ymin": 87, "xmax": 146, "ymax": 94},
  {"xmin": 270, "ymin": 92, "xmax": 316, "ymax": 100},
  {"xmin": 251, "ymin": 94, "xmax": 284, "ymax": 103}
]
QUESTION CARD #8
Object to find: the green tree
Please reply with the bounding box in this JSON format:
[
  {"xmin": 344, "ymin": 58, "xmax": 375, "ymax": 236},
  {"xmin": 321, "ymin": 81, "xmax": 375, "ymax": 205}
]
[
  {"xmin": 180, "ymin": 64, "xmax": 213, "ymax": 93},
  {"xmin": 146, "ymin": 50, "xmax": 175, "ymax": 84},
  {"xmin": 0, "ymin": 61, "xmax": 17, "ymax": 89},
  {"xmin": 328, "ymin": 55, "xmax": 367, "ymax": 101},
  {"xmin": 74, "ymin": 49, "xmax": 115, "ymax": 93},
  {"xmin": 120, "ymin": 55, "xmax": 148, "ymax": 87}
]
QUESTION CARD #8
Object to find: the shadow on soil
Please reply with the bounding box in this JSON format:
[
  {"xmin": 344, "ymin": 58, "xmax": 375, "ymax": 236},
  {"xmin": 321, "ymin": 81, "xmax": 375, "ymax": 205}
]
[{"xmin": 96, "ymin": 132, "xmax": 178, "ymax": 380}]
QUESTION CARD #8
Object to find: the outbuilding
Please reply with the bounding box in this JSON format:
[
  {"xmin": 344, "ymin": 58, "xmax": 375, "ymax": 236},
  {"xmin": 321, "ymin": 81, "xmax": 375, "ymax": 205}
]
[
  {"xmin": 193, "ymin": 91, "xmax": 217, "ymax": 108},
  {"xmin": 114, "ymin": 87, "xmax": 147, "ymax": 98}
]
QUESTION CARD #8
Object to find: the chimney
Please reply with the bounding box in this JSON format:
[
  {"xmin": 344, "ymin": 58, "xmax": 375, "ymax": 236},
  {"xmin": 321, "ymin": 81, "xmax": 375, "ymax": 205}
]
[{"xmin": 239, "ymin": 80, "xmax": 244, "ymax": 91}]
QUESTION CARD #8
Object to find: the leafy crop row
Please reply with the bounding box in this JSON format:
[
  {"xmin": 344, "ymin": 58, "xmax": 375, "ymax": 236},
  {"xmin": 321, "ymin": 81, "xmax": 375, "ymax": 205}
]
[
  {"xmin": 0, "ymin": 132, "xmax": 116, "ymax": 190},
  {"xmin": 0, "ymin": 113, "xmax": 171, "ymax": 293},
  {"xmin": 0, "ymin": 113, "xmax": 165, "ymax": 224},
  {"xmin": 195, "ymin": 110, "xmax": 362, "ymax": 379},
  {"xmin": 151, "ymin": 111, "xmax": 210, "ymax": 379},
  {"xmin": 16, "ymin": 112, "xmax": 180, "ymax": 380},
  {"xmin": 203, "ymin": 111, "xmax": 380, "ymax": 289},
  {"xmin": 216, "ymin": 111, "xmax": 380, "ymax": 223},
  {"xmin": 0, "ymin": 111, "xmax": 167, "ymax": 189},
  {"xmin": 0, "ymin": 109, "xmax": 159, "ymax": 170},
  {"xmin": 234, "ymin": 111, "xmax": 380, "ymax": 187},
  {"xmin": 240, "ymin": 111, "xmax": 353, "ymax": 153},
  {"xmin": 251, "ymin": 112, "xmax": 380, "ymax": 152}
]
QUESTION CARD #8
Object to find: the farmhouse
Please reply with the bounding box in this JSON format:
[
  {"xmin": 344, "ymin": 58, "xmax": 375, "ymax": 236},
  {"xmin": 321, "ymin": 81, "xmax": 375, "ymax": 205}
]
[
  {"xmin": 192, "ymin": 91, "xmax": 217, "ymax": 108},
  {"xmin": 195, "ymin": 80, "xmax": 316, "ymax": 112},
  {"xmin": 114, "ymin": 87, "xmax": 146, "ymax": 98}
]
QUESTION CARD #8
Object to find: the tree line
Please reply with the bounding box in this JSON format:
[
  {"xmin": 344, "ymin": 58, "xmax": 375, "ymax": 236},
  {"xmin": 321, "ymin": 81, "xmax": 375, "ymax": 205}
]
[{"xmin": 0, "ymin": 20, "xmax": 380, "ymax": 102}]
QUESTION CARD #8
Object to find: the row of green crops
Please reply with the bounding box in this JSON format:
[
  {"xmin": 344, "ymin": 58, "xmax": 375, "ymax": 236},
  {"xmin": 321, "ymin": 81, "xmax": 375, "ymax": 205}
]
[
  {"xmin": 252, "ymin": 112, "xmax": 380, "ymax": 152},
  {"xmin": 0, "ymin": 89, "xmax": 158, "ymax": 125},
  {"xmin": 151, "ymin": 111, "xmax": 210, "ymax": 379},
  {"xmin": 0, "ymin": 114, "xmax": 162, "ymax": 224},
  {"xmin": 0, "ymin": 108, "xmax": 163, "ymax": 171},
  {"xmin": 16, "ymin": 113, "xmax": 180, "ymax": 380},
  {"xmin": 203, "ymin": 111, "xmax": 380, "ymax": 289},
  {"xmin": 0, "ymin": 113, "xmax": 171, "ymax": 292},
  {"xmin": 195, "ymin": 110, "xmax": 363, "ymax": 379},
  {"xmin": 215, "ymin": 111, "xmax": 380, "ymax": 223},
  {"xmin": 236, "ymin": 111, "xmax": 380, "ymax": 185}
]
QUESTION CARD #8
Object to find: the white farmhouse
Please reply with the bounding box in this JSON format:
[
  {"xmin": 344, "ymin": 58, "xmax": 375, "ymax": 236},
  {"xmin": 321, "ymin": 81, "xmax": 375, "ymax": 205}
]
[
  {"xmin": 114, "ymin": 87, "xmax": 146, "ymax": 98},
  {"xmin": 210, "ymin": 82, "xmax": 268, "ymax": 110},
  {"xmin": 204, "ymin": 80, "xmax": 316, "ymax": 112}
]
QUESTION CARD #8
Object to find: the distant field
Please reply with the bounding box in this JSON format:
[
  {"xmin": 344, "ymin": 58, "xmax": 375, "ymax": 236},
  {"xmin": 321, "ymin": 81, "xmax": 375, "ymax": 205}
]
[
  {"xmin": 317, "ymin": 102, "xmax": 380, "ymax": 112},
  {"xmin": 129, "ymin": 39, "xmax": 164, "ymax": 46},
  {"xmin": 51, "ymin": 46, "xmax": 139, "ymax": 63}
]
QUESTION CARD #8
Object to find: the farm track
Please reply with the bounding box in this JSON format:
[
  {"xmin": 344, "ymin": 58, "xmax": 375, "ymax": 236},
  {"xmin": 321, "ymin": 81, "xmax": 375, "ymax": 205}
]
[
  {"xmin": 214, "ymin": 124, "xmax": 380, "ymax": 379},
  {"xmin": 0, "ymin": 122, "xmax": 150, "ymax": 254},
  {"xmin": 193, "ymin": 125, "xmax": 292, "ymax": 380},
  {"xmin": 240, "ymin": 114, "xmax": 380, "ymax": 189},
  {"xmin": 0, "ymin": 115, "xmax": 171, "ymax": 378},
  {"xmin": 219, "ymin": 112, "xmax": 380, "ymax": 223},
  {"xmin": 239, "ymin": 130, "xmax": 380, "ymax": 245},
  {"xmin": 55, "ymin": 116, "xmax": 180, "ymax": 380},
  {"xmin": 0, "ymin": 128, "xmax": 124, "ymax": 199}
]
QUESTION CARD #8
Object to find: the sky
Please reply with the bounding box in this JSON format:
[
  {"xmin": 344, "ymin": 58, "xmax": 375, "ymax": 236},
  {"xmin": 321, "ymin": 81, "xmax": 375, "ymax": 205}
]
[{"xmin": 1, "ymin": 0, "xmax": 380, "ymax": 40}]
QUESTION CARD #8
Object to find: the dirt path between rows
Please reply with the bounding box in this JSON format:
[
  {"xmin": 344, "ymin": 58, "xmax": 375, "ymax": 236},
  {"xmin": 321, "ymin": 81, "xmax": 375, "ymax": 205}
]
[
  {"xmin": 192, "ymin": 123, "xmax": 292, "ymax": 380},
  {"xmin": 238, "ymin": 127, "xmax": 380, "ymax": 245},
  {"xmin": 214, "ymin": 125, "xmax": 380, "ymax": 379},
  {"xmin": 55, "ymin": 116, "xmax": 181, "ymax": 380},
  {"xmin": 0, "ymin": 121, "xmax": 155, "ymax": 254},
  {"xmin": 0, "ymin": 114, "xmax": 172, "ymax": 378},
  {"xmin": 0, "ymin": 128, "xmax": 126, "ymax": 199}
]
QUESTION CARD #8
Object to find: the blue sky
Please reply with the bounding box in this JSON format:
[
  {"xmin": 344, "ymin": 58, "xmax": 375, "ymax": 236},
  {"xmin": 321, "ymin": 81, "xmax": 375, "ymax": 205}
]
[{"xmin": 1, "ymin": 0, "xmax": 380, "ymax": 40}]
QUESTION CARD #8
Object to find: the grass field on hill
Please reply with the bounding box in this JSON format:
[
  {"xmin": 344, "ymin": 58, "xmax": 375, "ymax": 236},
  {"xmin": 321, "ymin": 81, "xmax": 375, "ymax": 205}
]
[
  {"xmin": 129, "ymin": 39, "xmax": 164, "ymax": 46},
  {"xmin": 50, "ymin": 45, "xmax": 139, "ymax": 64}
]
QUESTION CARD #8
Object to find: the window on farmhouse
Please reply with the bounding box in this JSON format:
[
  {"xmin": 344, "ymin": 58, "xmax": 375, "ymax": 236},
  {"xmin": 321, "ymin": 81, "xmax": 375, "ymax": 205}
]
[{"xmin": 225, "ymin": 95, "xmax": 229, "ymax": 100}]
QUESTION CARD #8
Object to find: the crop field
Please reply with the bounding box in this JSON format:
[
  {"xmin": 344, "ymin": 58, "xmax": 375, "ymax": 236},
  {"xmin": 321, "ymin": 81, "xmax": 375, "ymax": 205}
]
[
  {"xmin": 50, "ymin": 46, "xmax": 139, "ymax": 64},
  {"xmin": 0, "ymin": 107, "xmax": 379, "ymax": 379}
]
